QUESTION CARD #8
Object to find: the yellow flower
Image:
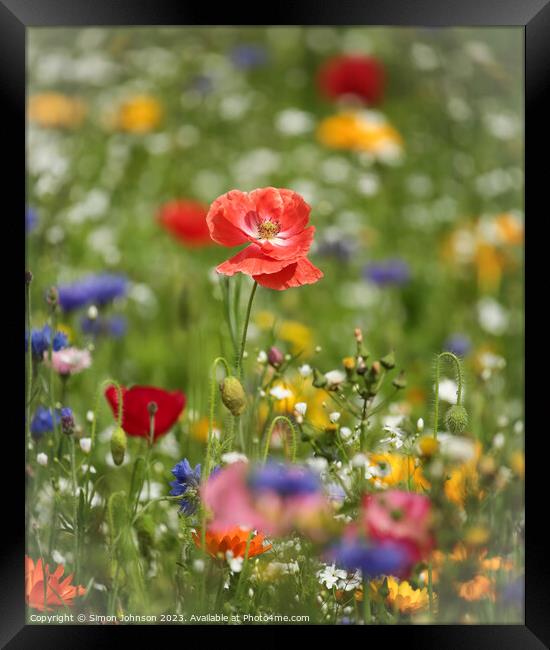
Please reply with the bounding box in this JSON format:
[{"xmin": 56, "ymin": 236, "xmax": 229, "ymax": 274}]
[
  {"xmin": 510, "ymin": 450, "xmax": 524, "ymax": 479},
  {"xmin": 444, "ymin": 440, "xmax": 483, "ymax": 506},
  {"xmin": 28, "ymin": 93, "xmax": 86, "ymax": 129},
  {"xmin": 56, "ymin": 324, "xmax": 74, "ymax": 344},
  {"xmin": 317, "ymin": 111, "xmax": 403, "ymax": 157},
  {"xmin": 254, "ymin": 311, "xmax": 314, "ymax": 355},
  {"xmin": 494, "ymin": 213, "xmax": 523, "ymax": 246},
  {"xmin": 114, "ymin": 95, "xmax": 163, "ymax": 133},
  {"xmin": 190, "ymin": 416, "xmax": 218, "ymax": 443},
  {"xmin": 385, "ymin": 577, "xmax": 430, "ymax": 614},
  {"xmin": 368, "ymin": 453, "xmax": 430, "ymax": 491}
]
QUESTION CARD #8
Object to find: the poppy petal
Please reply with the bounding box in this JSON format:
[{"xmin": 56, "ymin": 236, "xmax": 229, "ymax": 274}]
[{"xmin": 253, "ymin": 257, "xmax": 323, "ymax": 290}]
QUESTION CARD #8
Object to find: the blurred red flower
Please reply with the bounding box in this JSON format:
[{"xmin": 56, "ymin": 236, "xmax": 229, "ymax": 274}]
[
  {"xmin": 317, "ymin": 55, "xmax": 385, "ymax": 105},
  {"xmin": 206, "ymin": 187, "xmax": 323, "ymax": 290},
  {"xmin": 157, "ymin": 199, "xmax": 212, "ymax": 247},
  {"xmin": 105, "ymin": 384, "xmax": 186, "ymax": 440}
]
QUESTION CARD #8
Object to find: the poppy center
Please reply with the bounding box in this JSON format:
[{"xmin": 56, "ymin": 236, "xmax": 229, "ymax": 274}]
[{"xmin": 257, "ymin": 219, "xmax": 280, "ymax": 240}]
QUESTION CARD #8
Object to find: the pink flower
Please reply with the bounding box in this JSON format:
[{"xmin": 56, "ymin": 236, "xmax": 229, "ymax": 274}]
[
  {"xmin": 362, "ymin": 490, "xmax": 434, "ymax": 564},
  {"xmin": 44, "ymin": 347, "xmax": 92, "ymax": 376},
  {"xmin": 202, "ymin": 461, "xmax": 331, "ymax": 540}
]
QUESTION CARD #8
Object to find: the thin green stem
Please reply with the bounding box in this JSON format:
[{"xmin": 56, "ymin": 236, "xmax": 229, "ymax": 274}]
[
  {"xmin": 236, "ymin": 280, "xmax": 258, "ymax": 377},
  {"xmin": 25, "ymin": 278, "xmax": 33, "ymax": 453},
  {"xmin": 363, "ymin": 578, "xmax": 371, "ymax": 624},
  {"xmin": 262, "ymin": 415, "xmax": 297, "ymax": 464},
  {"xmin": 70, "ymin": 436, "xmax": 80, "ymax": 583}
]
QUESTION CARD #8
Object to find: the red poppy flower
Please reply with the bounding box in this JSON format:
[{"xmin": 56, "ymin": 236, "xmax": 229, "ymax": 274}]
[
  {"xmin": 317, "ymin": 55, "xmax": 385, "ymax": 105},
  {"xmin": 157, "ymin": 199, "xmax": 212, "ymax": 247},
  {"xmin": 104, "ymin": 384, "xmax": 186, "ymax": 440},
  {"xmin": 206, "ymin": 187, "xmax": 323, "ymax": 291}
]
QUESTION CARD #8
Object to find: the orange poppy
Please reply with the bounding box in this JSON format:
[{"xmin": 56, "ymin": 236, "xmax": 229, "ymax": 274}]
[
  {"xmin": 457, "ymin": 575, "xmax": 495, "ymax": 602},
  {"xmin": 25, "ymin": 556, "xmax": 86, "ymax": 611},
  {"xmin": 193, "ymin": 527, "xmax": 272, "ymax": 559}
]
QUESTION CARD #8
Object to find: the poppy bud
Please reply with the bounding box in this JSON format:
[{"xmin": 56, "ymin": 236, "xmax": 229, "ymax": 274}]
[
  {"xmin": 220, "ymin": 376, "xmax": 247, "ymax": 417},
  {"xmin": 445, "ymin": 404, "xmax": 469, "ymax": 434},
  {"xmin": 380, "ymin": 351, "xmax": 396, "ymax": 370},
  {"xmin": 25, "ymin": 270, "xmax": 33, "ymax": 285},
  {"xmin": 46, "ymin": 286, "xmax": 59, "ymax": 309},
  {"xmin": 111, "ymin": 426, "xmax": 127, "ymax": 466},
  {"xmin": 147, "ymin": 401, "xmax": 158, "ymax": 416},
  {"xmin": 267, "ymin": 346, "xmax": 284, "ymax": 368},
  {"xmin": 392, "ymin": 370, "xmax": 407, "ymax": 390}
]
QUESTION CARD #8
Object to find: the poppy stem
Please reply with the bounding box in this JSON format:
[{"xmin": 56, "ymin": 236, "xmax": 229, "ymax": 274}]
[
  {"xmin": 262, "ymin": 415, "xmax": 297, "ymax": 464},
  {"xmin": 432, "ymin": 351, "xmax": 463, "ymax": 439},
  {"xmin": 236, "ymin": 280, "xmax": 258, "ymax": 377}
]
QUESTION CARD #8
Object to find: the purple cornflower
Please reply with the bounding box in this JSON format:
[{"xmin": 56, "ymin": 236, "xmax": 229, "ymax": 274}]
[
  {"xmin": 229, "ymin": 44, "xmax": 268, "ymax": 69},
  {"xmin": 363, "ymin": 259, "xmax": 411, "ymax": 287},
  {"xmin": 328, "ymin": 539, "xmax": 411, "ymax": 578},
  {"xmin": 443, "ymin": 334, "xmax": 471, "ymax": 357},
  {"xmin": 25, "ymin": 325, "xmax": 68, "ymax": 360},
  {"xmin": 169, "ymin": 459, "xmax": 201, "ymax": 515},
  {"xmin": 57, "ymin": 274, "xmax": 128, "ymax": 312},
  {"xmin": 248, "ymin": 463, "xmax": 320, "ymax": 497},
  {"xmin": 80, "ymin": 315, "xmax": 127, "ymax": 338}
]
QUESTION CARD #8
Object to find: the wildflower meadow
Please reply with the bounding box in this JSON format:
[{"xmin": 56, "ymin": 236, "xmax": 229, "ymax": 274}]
[{"xmin": 25, "ymin": 27, "xmax": 524, "ymax": 625}]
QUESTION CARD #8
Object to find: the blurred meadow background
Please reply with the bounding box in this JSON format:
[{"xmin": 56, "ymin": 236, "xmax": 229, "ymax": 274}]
[{"xmin": 26, "ymin": 27, "xmax": 524, "ymax": 623}]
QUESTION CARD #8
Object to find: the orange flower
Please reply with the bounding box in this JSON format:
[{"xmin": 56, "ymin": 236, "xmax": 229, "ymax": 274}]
[
  {"xmin": 457, "ymin": 575, "xmax": 495, "ymax": 602},
  {"xmin": 114, "ymin": 95, "xmax": 163, "ymax": 133},
  {"xmin": 192, "ymin": 527, "xmax": 272, "ymax": 559},
  {"xmin": 25, "ymin": 556, "xmax": 86, "ymax": 611},
  {"xmin": 28, "ymin": 93, "xmax": 86, "ymax": 129}
]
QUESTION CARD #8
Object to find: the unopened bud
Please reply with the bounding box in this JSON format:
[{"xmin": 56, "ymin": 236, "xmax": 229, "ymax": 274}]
[
  {"xmin": 354, "ymin": 328, "xmax": 363, "ymax": 344},
  {"xmin": 312, "ymin": 368, "xmax": 328, "ymax": 388},
  {"xmin": 111, "ymin": 426, "xmax": 127, "ymax": 466},
  {"xmin": 380, "ymin": 351, "xmax": 396, "ymax": 370},
  {"xmin": 46, "ymin": 286, "xmax": 59, "ymax": 309},
  {"xmin": 392, "ymin": 371, "xmax": 407, "ymax": 390},
  {"xmin": 445, "ymin": 404, "xmax": 469, "ymax": 434},
  {"xmin": 61, "ymin": 408, "xmax": 75, "ymax": 435},
  {"xmin": 25, "ymin": 270, "xmax": 33, "ymax": 284},
  {"xmin": 267, "ymin": 346, "xmax": 284, "ymax": 368},
  {"xmin": 147, "ymin": 401, "xmax": 158, "ymax": 416},
  {"xmin": 220, "ymin": 376, "xmax": 247, "ymax": 417}
]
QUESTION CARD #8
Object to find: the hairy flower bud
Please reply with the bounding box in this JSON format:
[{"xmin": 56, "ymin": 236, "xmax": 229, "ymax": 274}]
[
  {"xmin": 220, "ymin": 376, "xmax": 247, "ymax": 417},
  {"xmin": 380, "ymin": 351, "xmax": 396, "ymax": 370},
  {"xmin": 111, "ymin": 426, "xmax": 127, "ymax": 466},
  {"xmin": 445, "ymin": 404, "xmax": 469, "ymax": 434},
  {"xmin": 392, "ymin": 370, "xmax": 407, "ymax": 390}
]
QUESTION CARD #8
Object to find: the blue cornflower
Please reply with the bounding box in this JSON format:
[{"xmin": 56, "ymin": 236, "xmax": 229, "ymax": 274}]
[
  {"xmin": 229, "ymin": 44, "xmax": 268, "ymax": 69},
  {"xmin": 169, "ymin": 459, "xmax": 201, "ymax": 515},
  {"xmin": 329, "ymin": 540, "xmax": 410, "ymax": 578},
  {"xmin": 317, "ymin": 238, "xmax": 357, "ymax": 262},
  {"xmin": 30, "ymin": 406, "xmax": 61, "ymax": 439},
  {"xmin": 26, "ymin": 208, "xmax": 38, "ymax": 233},
  {"xmin": 363, "ymin": 259, "xmax": 411, "ymax": 287},
  {"xmin": 248, "ymin": 463, "xmax": 320, "ymax": 498},
  {"xmin": 80, "ymin": 315, "xmax": 127, "ymax": 338},
  {"xmin": 25, "ymin": 325, "xmax": 68, "ymax": 360},
  {"xmin": 58, "ymin": 274, "xmax": 128, "ymax": 312},
  {"xmin": 443, "ymin": 333, "xmax": 471, "ymax": 357}
]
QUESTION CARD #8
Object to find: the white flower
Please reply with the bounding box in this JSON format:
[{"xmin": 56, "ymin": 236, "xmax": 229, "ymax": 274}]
[
  {"xmin": 329, "ymin": 412, "xmax": 341, "ymax": 423},
  {"xmin": 340, "ymin": 426, "xmax": 353, "ymax": 440},
  {"xmin": 298, "ymin": 364, "xmax": 312, "ymax": 378},
  {"xmin": 324, "ymin": 370, "xmax": 345, "ymax": 388},
  {"xmin": 437, "ymin": 378, "xmax": 460, "ymax": 404},
  {"xmin": 86, "ymin": 410, "xmax": 95, "ymax": 422},
  {"xmin": 79, "ymin": 437, "xmax": 92, "ymax": 454},
  {"xmin": 294, "ymin": 402, "xmax": 307, "ymax": 416},
  {"xmin": 438, "ymin": 433, "xmax": 477, "ymax": 463},
  {"xmin": 193, "ymin": 559, "xmax": 205, "ymax": 573},
  {"xmin": 37, "ymin": 453, "xmax": 48, "ymax": 467},
  {"xmin": 226, "ymin": 551, "xmax": 244, "ymax": 573},
  {"xmin": 52, "ymin": 550, "xmax": 66, "ymax": 564},
  {"xmin": 305, "ymin": 457, "xmax": 328, "ymax": 475},
  {"xmin": 257, "ymin": 350, "xmax": 268, "ymax": 364},
  {"xmin": 317, "ymin": 564, "xmax": 347, "ymax": 589},
  {"xmin": 275, "ymin": 109, "xmax": 314, "ymax": 136},
  {"xmin": 221, "ymin": 452, "xmax": 249, "ymax": 465},
  {"xmin": 339, "ymin": 570, "xmax": 362, "ymax": 591},
  {"xmin": 87, "ymin": 305, "xmax": 98, "ymax": 320},
  {"xmin": 492, "ymin": 433, "xmax": 505, "ymax": 449},
  {"xmin": 351, "ymin": 453, "xmax": 368, "ymax": 468},
  {"xmin": 417, "ymin": 418, "xmax": 425, "ymax": 432},
  {"xmin": 270, "ymin": 385, "xmax": 293, "ymax": 400},
  {"xmin": 477, "ymin": 298, "xmax": 509, "ymax": 336}
]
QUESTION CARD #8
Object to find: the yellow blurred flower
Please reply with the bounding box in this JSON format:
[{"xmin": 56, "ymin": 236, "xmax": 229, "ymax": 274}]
[
  {"xmin": 368, "ymin": 453, "xmax": 430, "ymax": 491},
  {"xmin": 494, "ymin": 212, "xmax": 524, "ymax": 245},
  {"xmin": 28, "ymin": 93, "xmax": 86, "ymax": 129},
  {"xmin": 190, "ymin": 416, "xmax": 219, "ymax": 443},
  {"xmin": 255, "ymin": 311, "xmax": 313, "ymax": 355},
  {"xmin": 510, "ymin": 450, "xmax": 524, "ymax": 479},
  {"xmin": 444, "ymin": 440, "xmax": 483, "ymax": 506},
  {"xmin": 113, "ymin": 95, "xmax": 163, "ymax": 133},
  {"xmin": 317, "ymin": 111, "xmax": 403, "ymax": 158},
  {"xmin": 56, "ymin": 324, "xmax": 74, "ymax": 344},
  {"xmin": 385, "ymin": 577, "xmax": 430, "ymax": 614}
]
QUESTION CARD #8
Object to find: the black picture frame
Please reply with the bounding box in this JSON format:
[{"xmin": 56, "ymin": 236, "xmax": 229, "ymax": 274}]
[{"xmin": 3, "ymin": 0, "xmax": 546, "ymax": 646}]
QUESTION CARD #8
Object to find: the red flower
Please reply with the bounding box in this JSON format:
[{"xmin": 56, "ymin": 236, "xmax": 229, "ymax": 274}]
[
  {"xmin": 26, "ymin": 557, "xmax": 86, "ymax": 611},
  {"xmin": 104, "ymin": 384, "xmax": 186, "ymax": 440},
  {"xmin": 317, "ymin": 55, "xmax": 385, "ymax": 105},
  {"xmin": 157, "ymin": 199, "xmax": 212, "ymax": 247},
  {"xmin": 206, "ymin": 187, "xmax": 323, "ymax": 291}
]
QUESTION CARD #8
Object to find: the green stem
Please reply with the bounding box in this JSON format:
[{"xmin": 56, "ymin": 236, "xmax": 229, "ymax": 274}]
[
  {"xmin": 432, "ymin": 351, "xmax": 464, "ymax": 439},
  {"xmin": 70, "ymin": 436, "xmax": 80, "ymax": 583},
  {"xmin": 236, "ymin": 280, "xmax": 258, "ymax": 377},
  {"xmin": 428, "ymin": 562, "xmax": 434, "ymax": 617},
  {"xmin": 236, "ymin": 531, "xmax": 254, "ymax": 599},
  {"xmin": 25, "ymin": 278, "xmax": 33, "ymax": 453},
  {"xmin": 205, "ymin": 357, "xmax": 231, "ymax": 479},
  {"xmin": 363, "ymin": 578, "xmax": 371, "ymax": 624},
  {"xmin": 262, "ymin": 415, "xmax": 297, "ymax": 464}
]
